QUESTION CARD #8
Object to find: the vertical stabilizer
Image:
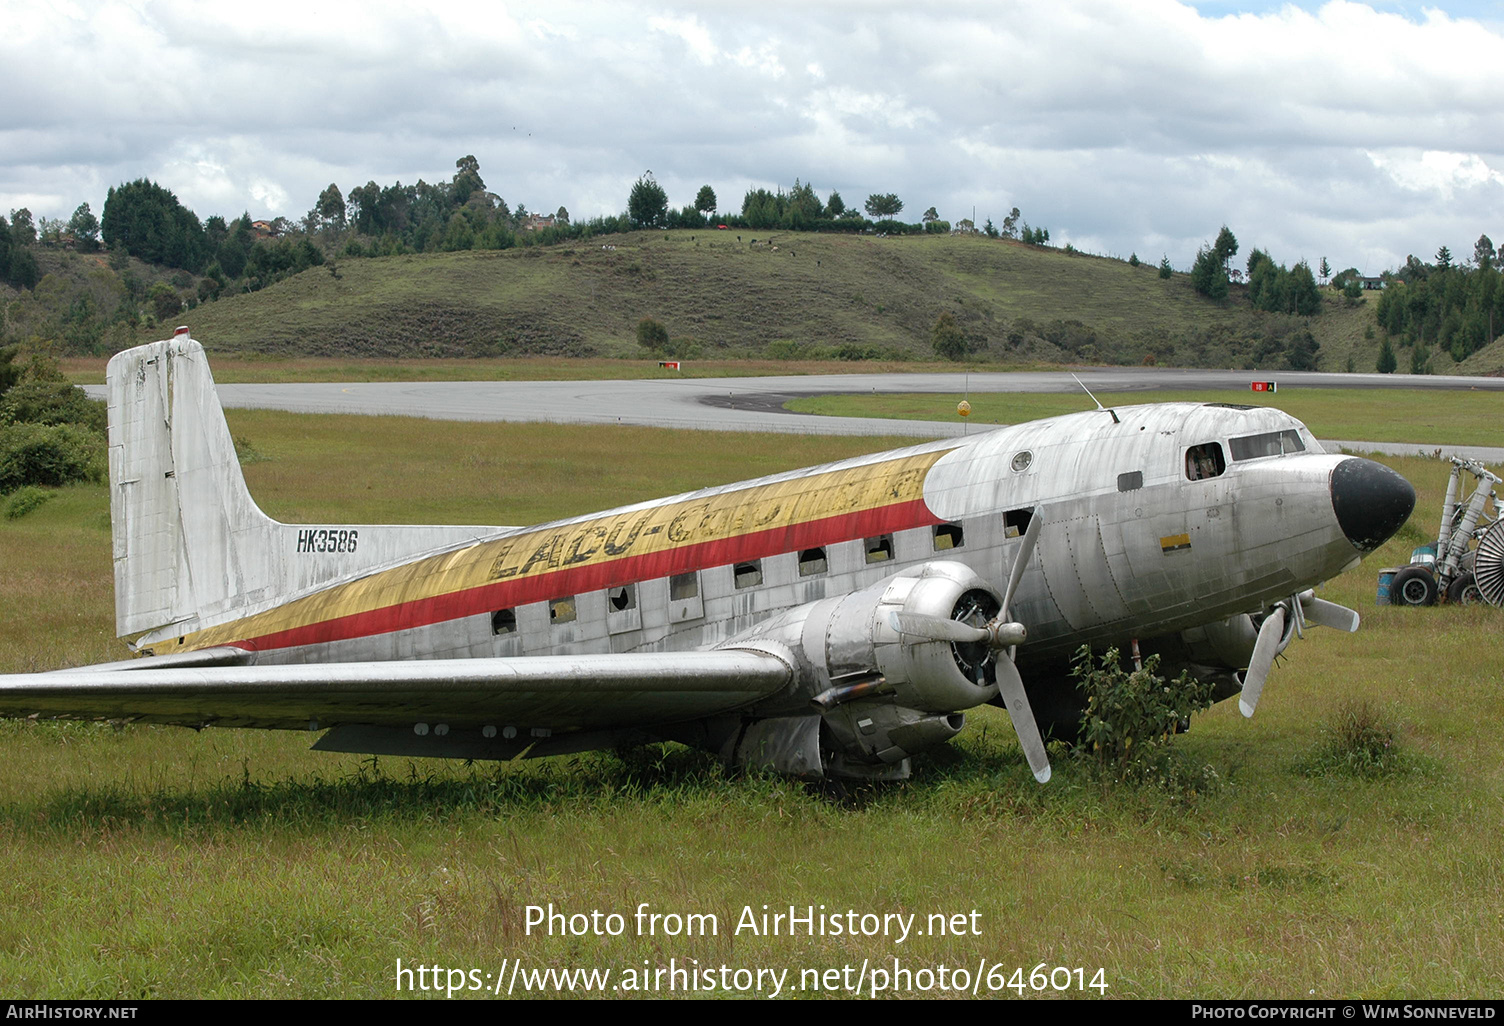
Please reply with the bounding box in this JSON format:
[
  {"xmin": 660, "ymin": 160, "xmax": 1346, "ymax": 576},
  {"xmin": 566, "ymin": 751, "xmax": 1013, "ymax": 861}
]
[
  {"xmin": 107, "ymin": 330, "xmax": 511, "ymax": 641},
  {"xmin": 108, "ymin": 332, "xmax": 278, "ymax": 635}
]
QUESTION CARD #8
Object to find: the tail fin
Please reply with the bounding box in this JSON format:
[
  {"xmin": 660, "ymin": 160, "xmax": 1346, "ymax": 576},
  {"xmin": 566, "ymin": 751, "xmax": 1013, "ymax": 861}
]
[{"xmin": 107, "ymin": 330, "xmax": 508, "ymax": 641}]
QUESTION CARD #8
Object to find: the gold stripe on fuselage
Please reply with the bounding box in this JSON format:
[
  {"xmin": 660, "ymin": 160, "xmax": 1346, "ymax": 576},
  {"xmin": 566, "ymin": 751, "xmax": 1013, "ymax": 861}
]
[{"xmin": 178, "ymin": 448, "xmax": 955, "ymax": 651}]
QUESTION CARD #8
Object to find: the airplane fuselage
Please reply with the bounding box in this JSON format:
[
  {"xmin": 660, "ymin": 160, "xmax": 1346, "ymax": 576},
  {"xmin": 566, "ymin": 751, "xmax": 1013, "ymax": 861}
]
[
  {"xmin": 0, "ymin": 335, "xmax": 1414, "ymax": 782},
  {"xmin": 139, "ymin": 402, "xmax": 1387, "ymax": 736}
]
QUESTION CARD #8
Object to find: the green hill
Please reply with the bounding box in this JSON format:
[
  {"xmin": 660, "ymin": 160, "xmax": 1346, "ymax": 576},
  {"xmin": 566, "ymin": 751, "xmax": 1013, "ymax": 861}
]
[{"xmin": 24, "ymin": 229, "xmax": 1485, "ymax": 374}]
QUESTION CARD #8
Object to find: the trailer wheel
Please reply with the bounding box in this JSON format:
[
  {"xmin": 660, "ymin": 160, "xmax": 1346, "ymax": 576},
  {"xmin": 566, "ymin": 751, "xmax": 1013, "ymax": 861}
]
[
  {"xmin": 1446, "ymin": 572, "xmax": 1483, "ymax": 606},
  {"xmin": 1390, "ymin": 566, "xmax": 1438, "ymax": 607}
]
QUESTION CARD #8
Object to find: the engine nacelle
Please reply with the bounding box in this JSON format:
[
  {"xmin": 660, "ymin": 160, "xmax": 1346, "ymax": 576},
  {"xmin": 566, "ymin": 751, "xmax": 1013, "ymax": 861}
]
[
  {"xmin": 720, "ymin": 561, "xmax": 1004, "ymax": 773},
  {"xmin": 1147, "ymin": 611, "xmax": 1295, "ymax": 706}
]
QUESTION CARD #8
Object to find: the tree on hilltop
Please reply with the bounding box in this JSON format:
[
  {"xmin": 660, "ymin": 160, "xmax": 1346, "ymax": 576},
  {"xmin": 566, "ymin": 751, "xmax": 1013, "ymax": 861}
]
[
  {"xmin": 1191, "ymin": 245, "xmax": 1229, "ymax": 300},
  {"xmin": 67, "ymin": 203, "xmax": 100, "ymax": 251},
  {"xmin": 629, "ymin": 173, "xmax": 668, "ymax": 229},
  {"xmin": 1213, "ymin": 225, "xmax": 1238, "ymax": 274},
  {"xmin": 694, "ymin": 185, "xmax": 717, "ymax": 218},
  {"xmin": 864, "ymin": 193, "xmax": 903, "ymax": 219}
]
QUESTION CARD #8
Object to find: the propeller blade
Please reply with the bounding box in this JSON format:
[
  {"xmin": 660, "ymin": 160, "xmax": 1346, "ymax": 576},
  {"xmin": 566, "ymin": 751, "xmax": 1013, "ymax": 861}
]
[
  {"xmin": 889, "ymin": 611, "xmax": 988, "ymax": 645},
  {"xmin": 1001, "ymin": 510, "xmax": 1042, "ymax": 617},
  {"xmin": 1299, "ymin": 592, "xmax": 1360, "ymax": 633},
  {"xmin": 994, "ymin": 657, "xmax": 1051, "ymax": 783},
  {"xmin": 1238, "ymin": 605, "xmax": 1287, "ymax": 718}
]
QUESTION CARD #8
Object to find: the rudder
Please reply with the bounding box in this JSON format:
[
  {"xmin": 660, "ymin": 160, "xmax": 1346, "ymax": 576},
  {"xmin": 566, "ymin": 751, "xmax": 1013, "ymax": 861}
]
[{"xmin": 107, "ymin": 330, "xmax": 511, "ymax": 644}]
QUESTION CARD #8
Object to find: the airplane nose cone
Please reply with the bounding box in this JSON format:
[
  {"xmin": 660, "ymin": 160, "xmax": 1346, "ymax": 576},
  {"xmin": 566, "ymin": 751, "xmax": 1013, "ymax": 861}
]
[{"xmin": 1330, "ymin": 458, "xmax": 1415, "ymax": 552}]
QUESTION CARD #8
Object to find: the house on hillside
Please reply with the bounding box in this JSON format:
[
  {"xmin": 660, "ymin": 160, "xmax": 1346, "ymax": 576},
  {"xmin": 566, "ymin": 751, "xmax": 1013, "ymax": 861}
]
[
  {"xmin": 249, "ymin": 220, "xmax": 279, "ymax": 240},
  {"xmin": 522, "ymin": 213, "xmax": 557, "ymax": 231}
]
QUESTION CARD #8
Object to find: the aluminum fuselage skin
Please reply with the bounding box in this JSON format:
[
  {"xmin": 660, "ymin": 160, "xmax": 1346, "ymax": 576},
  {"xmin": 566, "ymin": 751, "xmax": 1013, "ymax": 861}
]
[{"xmin": 150, "ymin": 402, "xmax": 1366, "ymax": 702}]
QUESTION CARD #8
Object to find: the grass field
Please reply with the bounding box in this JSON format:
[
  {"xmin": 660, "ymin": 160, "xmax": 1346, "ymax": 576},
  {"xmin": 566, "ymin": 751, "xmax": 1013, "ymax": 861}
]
[
  {"xmin": 787, "ymin": 389, "xmax": 1504, "ymax": 449},
  {"xmin": 0, "ymin": 409, "xmax": 1500, "ymax": 1000}
]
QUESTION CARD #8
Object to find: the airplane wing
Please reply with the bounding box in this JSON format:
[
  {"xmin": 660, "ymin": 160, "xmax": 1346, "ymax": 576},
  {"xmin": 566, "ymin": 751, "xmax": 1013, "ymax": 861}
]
[{"xmin": 0, "ymin": 648, "xmax": 794, "ymax": 735}]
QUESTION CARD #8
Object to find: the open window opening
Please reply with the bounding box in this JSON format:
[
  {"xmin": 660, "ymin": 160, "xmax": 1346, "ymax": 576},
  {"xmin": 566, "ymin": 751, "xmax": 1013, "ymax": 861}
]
[
  {"xmin": 491, "ymin": 608, "xmax": 516, "ymax": 635},
  {"xmin": 864, "ymin": 535, "xmax": 894, "ymax": 564},
  {"xmin": 733, "ymin": 560, "xmax": 763, "ymax": 589},
  {"xmin": 1185, "ymin": 442, "xmax": 1227, "ymax": 481},
  {"xmin": 609, "ymin": 585, "xmax": 636, "ymax": 612},
  {"xmin": 798, "ymin": 547, "xmax": 828, "ymax": 576},
  {"xmin": 1003, "ymin": 508, "xmax": 1034, "ymax": 539},
  {"xmin": 549, "ymin": 597, "xmax": 577, "ymax": 624},
  {"xmin": 932, "ymin": 523, "xmax": 964, "ymax": 551}
]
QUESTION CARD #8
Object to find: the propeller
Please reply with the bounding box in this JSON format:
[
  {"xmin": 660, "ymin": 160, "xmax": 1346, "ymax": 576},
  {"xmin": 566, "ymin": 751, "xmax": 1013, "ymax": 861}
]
[
  {"xmin": 1238, "ymin": 591, "xmax": 1359, "ymax": 718},
  {"xmin": 1238, "ymin": 604, "xmax": 1286, "ymax": 718},
  {"xmin": 890, "ymin": 512, "xmax": 1051, "ymax": 783},
  {"xmin": 1299, "ymin": 590, "xmax": 1360, "ymax": 633}
]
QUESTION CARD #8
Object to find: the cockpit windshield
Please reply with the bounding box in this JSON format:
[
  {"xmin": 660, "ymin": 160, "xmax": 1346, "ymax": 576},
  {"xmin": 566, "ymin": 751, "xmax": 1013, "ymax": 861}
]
[{"xmin": 1229, "ymin": 429, "xmax": 1305, "ymax": 461}]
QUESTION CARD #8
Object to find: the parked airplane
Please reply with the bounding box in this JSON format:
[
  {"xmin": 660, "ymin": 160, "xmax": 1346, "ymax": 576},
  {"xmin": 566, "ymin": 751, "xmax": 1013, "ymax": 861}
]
[{"xmin": 0, "ymin": 332, "xmax": 1415, "ymax": 783}]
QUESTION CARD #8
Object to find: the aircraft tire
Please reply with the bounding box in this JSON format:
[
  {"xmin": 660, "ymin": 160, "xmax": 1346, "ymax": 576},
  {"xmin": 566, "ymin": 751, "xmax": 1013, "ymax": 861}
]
[
  {"xmin": 1390, "ymin": 566, "xmax": 1438, "ymax": 607},
  {"xmin": 1445, "ymin": 571, "xmax": 1483, "ymax": 606}
]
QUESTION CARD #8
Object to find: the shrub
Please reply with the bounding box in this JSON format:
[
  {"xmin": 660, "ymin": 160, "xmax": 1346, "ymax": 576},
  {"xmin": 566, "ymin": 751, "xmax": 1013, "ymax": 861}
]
[
  {"xmin": 931, "ymin": 312, "xmax": 967, "ymax": 361},
  {"xmin": 0, "ymin": 382, "xmax": 107, "ymax": 434},
  {"xmin": 1297, "ymin": 701, "xmax": 1408, "ymax": 778},
  {"xmin": 233, "ymin": 435, "xmax": 269, "ymax": 465},
  {"xmin": 4, "ymin": 485, "xmax": 52, "ymax": 519},
  {"xmin": 636, "ymin": 317, "xmax": 669, "ymax": 352},
  {"xmin": 1073, "ymin": 645, "xmax": 1217, "ymax": 788},
  {"xmin": 0, "ymin": 422, "xmax": 106, "ymax": 493}
]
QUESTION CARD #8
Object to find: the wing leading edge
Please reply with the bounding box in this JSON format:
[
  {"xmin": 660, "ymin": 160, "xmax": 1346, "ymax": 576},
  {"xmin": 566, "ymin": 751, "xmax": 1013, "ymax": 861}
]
[{"xmin": 0, "ymin": 647, "xmax": 794, "ymax": 734}]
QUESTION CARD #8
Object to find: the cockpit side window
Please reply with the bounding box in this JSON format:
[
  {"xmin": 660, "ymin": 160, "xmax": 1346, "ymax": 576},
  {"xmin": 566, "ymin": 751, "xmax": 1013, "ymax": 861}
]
[
  {"xmin": 1185, "ymin": 442, "xmax": 1226, "ymax": 481},
  {"xmin": 1229, "ymin": 429, "xmax": 1306, "ymax": 461}
]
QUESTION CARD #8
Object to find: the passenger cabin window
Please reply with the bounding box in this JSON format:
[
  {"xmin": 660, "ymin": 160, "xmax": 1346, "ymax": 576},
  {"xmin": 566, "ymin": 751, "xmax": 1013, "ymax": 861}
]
[
  {"xmin": 609, "ymin": 585, "xmax": 636, "ymax": 612},
  {"xmin": 798, "ymin": 547, "xmax": 828, "ymax": 576},
  {"xmin": 1117, "ymin": 471, "xmax": 1143, "ymax": 492},
  {"xmin": 670, "ymin": 572, "xmax": 699, "ymax": 600},
  {"xmin": 1004, "ymin": 508, "xmax": 1034, "ymax": 539},
  {"xmin": 1185, "ymin": 442, "xmax": 1226, "ymax": 481},
  {"xmin": 1229, "ymin": 429, "xmax": 1305, "ymax": 461},
  {"xmin": 491, "ymin": 609, "xmax": 516, "ymax": 635},
  {"xmin": 933, "ymin": 523, "xmax": 964, "ymax": 550},
  {"xmin": 549, "ymin": 597, "xmax": 577, "ymax": 624},
  {"xmin": 733, "ymin": 561, "xmax": 763, "ymax": 589},
  {"xmin": 865, "ymin": 535, "xmax": 894, "ymax": 563}
]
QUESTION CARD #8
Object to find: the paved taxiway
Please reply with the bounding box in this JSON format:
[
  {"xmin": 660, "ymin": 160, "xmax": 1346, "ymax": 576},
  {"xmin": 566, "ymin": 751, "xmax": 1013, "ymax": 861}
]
[{"xmin": 85, "ymin": 368, "xmax": 1504, "ymax": 462}]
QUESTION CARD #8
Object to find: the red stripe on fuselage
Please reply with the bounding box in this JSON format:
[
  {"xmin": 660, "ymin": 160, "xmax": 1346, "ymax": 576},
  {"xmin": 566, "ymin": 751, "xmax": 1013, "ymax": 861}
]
[{"xmin": 231, "ymin": 497, "xmax": 941, "ymax": 652}]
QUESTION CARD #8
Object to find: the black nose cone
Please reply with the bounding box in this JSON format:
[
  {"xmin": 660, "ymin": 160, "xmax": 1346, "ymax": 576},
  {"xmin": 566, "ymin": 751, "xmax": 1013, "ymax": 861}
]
[{"xmin": 1330, "ymin": 458, "xmax": 1415, "ymax": 552}]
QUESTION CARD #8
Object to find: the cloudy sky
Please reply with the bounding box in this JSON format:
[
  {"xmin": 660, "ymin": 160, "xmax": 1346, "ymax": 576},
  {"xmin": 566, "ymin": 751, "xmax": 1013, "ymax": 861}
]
[{"xmin": 4, "ymin": 0, "xmax": 1503, "ymax": 274}]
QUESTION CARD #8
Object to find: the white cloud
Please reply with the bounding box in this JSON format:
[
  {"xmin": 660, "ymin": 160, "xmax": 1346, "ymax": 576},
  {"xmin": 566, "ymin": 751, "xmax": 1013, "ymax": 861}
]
[{"xmin": 1, "ymin": 0, "xmax": 1502, "ymax": 272}]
